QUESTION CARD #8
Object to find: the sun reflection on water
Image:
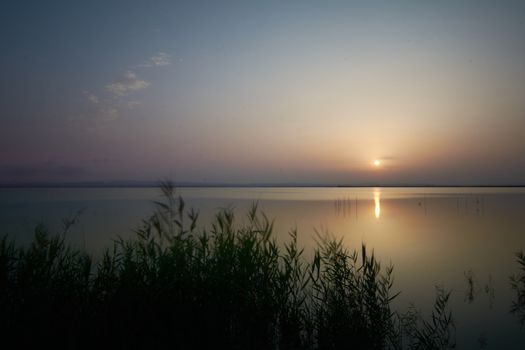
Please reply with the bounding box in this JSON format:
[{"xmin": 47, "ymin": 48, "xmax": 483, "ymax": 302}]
[{"xmin": 374, "ymin": 189, "xmax": 381, "ymax": 219}]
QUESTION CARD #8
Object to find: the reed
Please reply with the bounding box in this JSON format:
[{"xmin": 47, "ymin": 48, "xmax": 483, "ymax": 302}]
[
  {"xmin": 0, "ymin": 181, "xmax": 456, "ymax": 349},
  {"xmin": 511, "ymin": 251, "xmax": 525, "ymax": 327}
]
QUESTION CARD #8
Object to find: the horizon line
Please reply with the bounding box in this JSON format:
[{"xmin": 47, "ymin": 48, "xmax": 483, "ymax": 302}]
[{"xmin": 1, "ymin": 180, "xmax": 524, "ymax": 189}]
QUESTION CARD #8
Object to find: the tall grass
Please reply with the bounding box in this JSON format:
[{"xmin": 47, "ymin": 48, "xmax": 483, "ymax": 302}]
[
  {"xmin": 511, "ymin": 251, "xmax": 525, "ymax": 327},
  {"xmin": 0, "ymin": 182, "xmax": 456, "ymax": 349}
]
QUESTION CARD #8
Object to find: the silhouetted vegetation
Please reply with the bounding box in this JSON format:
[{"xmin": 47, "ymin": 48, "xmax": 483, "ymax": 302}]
[
  {"xmin": 0, "ymin": 182, "xmax": 457, "ymax": 349},
  {"xmin": 511, "ymin": 251, "xmax": 525, "ymax": 327}
]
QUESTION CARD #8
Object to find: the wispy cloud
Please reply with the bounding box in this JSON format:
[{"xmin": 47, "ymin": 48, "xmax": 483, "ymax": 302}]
[
  {"xmin": 105, "ymin": 71, "xmax": 150, "ymax": 97},
  {"xmin": 126, "ymin": 100, "xmax": 142, "ymax": 108},
  {"xmin": 81, "ymin": 92, "xmax": 120, "ymax": 121},
  {"xmin": 87, "ymin": 94, "xmax": 99, "ymax": 104},
  {"xmin": 138, "ymin": 52, "xmax": 171, "ymax": 67},
  {"xmin": 95, "ymin": 106, "xmax": 119, "ymax": 122},
  {"xmin": 68, "ymin": 92, "xmax": 121, "ymax": 124},
  {"xmin": 74, "ymin": 52, "xmax": 170, "ymax": 124}
]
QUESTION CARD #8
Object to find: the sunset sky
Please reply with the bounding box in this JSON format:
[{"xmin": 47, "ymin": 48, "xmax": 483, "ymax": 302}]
[{"xmin": 1, "ymin": 1, "xmax": 525, "ymax": 185}]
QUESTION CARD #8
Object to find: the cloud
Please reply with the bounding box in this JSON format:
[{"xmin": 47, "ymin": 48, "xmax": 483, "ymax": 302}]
[
  {"xmin": 73, "ymin": 92, "xmax": 120, "ymax": 123},
  {"xmin": 126, "ymin": 100, "xmax": 142, "ymax": 108},
  {"xmin": 74, "ymin": 52, "xmax": 170, "ymax": 124},
  {"xmin": 105, "ymin": 71, "xmax": 149, "ymax": 97},
  {"xmin": 96, "ymin": 106, "xmax": 119, "ymax": 122},
  {"xmin": 138, "ymin": 52, "xmax": 171, "ymax": 67},
  {"xmin": 87, "ymin": 94, "xmax": 99, "ymax": 104}
]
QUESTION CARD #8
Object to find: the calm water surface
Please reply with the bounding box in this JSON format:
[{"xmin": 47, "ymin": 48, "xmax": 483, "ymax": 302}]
[{"xmin": 1, "ymin": 187, "xmax": 525, "ymax": 348}]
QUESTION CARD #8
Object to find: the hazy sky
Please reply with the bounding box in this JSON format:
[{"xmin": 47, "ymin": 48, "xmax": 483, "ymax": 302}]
[{"xmin": 1, "ymin": 0, "xmax": 525, "ymax": 185}]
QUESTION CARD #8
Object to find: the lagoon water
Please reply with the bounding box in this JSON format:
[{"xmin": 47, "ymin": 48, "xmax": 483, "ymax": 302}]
[{"xmin": 1, "ymin": 186, "xmax": 525, "ymax": 348}]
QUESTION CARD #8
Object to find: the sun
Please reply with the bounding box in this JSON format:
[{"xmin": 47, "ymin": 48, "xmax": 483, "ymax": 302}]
[{"xmin": 373, "ymin": 159, "xmax": 381, "ymax": 167}]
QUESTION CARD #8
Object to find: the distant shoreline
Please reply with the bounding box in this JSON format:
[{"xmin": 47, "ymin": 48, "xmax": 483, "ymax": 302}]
[{"xmin": 1, "ymin": 183, "xmax": 524, "ymax": 189}]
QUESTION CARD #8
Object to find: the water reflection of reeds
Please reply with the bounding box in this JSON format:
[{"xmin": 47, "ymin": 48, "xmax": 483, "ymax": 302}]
[
  {"xmin": 456, "ymin": 195, "xmax": 485, "ymax": 216},
  {"xmin": 334, "ymin": 196, "xmax": 358, "ymax": 219},
  {"xmin": 462, "ymin": 270, "xmax": 495, "ymax": 309},
  {"xmin": 334, "ymin": 193, "xmax": 488, "ymax": 220}
]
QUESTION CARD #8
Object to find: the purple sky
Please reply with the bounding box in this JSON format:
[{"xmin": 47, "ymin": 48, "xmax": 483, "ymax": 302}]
[{"xmin": 1, "ymin": 1, "xmax": 525, "ymax": 185}]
